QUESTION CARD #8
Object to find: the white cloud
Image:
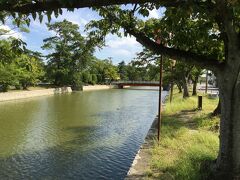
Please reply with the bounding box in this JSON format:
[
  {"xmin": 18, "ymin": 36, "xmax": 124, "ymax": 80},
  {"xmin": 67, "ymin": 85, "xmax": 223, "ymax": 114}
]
[
  {"xmin": 0, "ymin": 25, "xmax": 24, "ymax": 39},
  {"xmin": 65, "ymin": 16, "xmax": 88, "ymax": 27},
  {"xmin": 29, "ymin": 10, "xmax": 91, "ymax": 37},
  {"xmin": 106, "ymin": 35, "xmax": 139, "ymax": 49},
  {"xmin": 31, "ymin": 20, "xmax": 45, "ymax": 29},
  {"xmin": 51, "ymin": 9, "xmax": 94, "ymax": 28},
  {"xmin": 149, "ymin": 9, "xmax": 159, "ymax": 19},
  {"xmin": 30, "ymin": 20, "xmax": 49, "ymax": 35},
  {"xmin": 95, "ymin": 34, "xmax": 143, "ymax": 63},
  {"xmin": 112, "ymin": 49, "xmax": 132, "ymax": 56}
]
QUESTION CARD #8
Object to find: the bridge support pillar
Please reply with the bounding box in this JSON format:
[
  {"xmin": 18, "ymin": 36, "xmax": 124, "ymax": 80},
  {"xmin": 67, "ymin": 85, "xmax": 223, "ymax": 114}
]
[{"xmin": 118, "ymin": 85, "xmax": 124, "ymax": 89}]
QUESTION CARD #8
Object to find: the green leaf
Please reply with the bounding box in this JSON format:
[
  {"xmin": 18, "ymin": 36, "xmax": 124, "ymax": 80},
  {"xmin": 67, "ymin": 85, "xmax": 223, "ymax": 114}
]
[
  {"xmin": 139, "ymin": 8, "xmax": 149, "ymax": 17},
  {"xmin": 39, "ymin": 14, "xmax": 43, "ymax": 23},
  {"xmin": 11, "ymin": 12, "xmax": 16, "ymax": 18},
  {"xmin": 47, "ymin": 11, "xmax": 52, "ymax": 23},
  {"xmin": 31, "ymin": 12, "xmax": 37, "ymax": 20},
  {"xmin": 59, "ymin": 9, "xmax": 63, "ymax": 15},
  {"xmin": 54, "ymin": 9, "xmax": 59, "ymax": 18}
]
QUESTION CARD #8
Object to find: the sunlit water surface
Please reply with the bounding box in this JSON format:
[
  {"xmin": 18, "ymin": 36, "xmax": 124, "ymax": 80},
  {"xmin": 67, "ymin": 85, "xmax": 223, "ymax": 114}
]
[{"xmin": 0, "ymin": 88, "xmax": 167, "ymax": 179}]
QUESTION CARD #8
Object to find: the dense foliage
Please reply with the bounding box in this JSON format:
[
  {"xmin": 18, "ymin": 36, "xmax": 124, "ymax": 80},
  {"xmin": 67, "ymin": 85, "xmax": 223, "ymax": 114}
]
[
  {"xmin": 42, "ymin": 20, "xmax": 95, "ymax": 90},
  {"xmin": 0, "ymin": 39, "xmax": 44, "ymax": 92}
]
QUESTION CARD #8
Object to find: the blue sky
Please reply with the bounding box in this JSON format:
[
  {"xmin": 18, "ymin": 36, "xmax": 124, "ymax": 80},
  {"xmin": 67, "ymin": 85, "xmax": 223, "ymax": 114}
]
[{"xmin": 4, "ymin": 7, "xmax": 164, "ymax": 65}]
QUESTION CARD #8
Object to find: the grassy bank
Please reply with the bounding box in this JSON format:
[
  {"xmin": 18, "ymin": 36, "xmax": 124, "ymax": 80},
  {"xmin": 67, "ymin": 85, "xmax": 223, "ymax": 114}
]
[{"xmin": 148, "ymin": 92, "xmax": 220, "ymax": 179}]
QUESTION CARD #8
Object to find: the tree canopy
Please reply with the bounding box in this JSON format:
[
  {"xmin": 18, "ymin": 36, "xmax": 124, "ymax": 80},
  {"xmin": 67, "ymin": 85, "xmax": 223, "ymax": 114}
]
[
  {"xmin": 0, "ymin": 39, "xmax": 44, "ymax": 91},
  {"xmin": 42, "ymin": 20, "xmax": 95, "ymax": 88}
]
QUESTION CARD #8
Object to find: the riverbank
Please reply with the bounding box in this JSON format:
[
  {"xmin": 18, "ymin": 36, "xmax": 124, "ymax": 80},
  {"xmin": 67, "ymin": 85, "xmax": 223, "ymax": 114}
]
[
  {"xmin": 126, "ymin": 92, "xmax": 219, "ymax": 179},
  {"xmin": 0, "ymin": 87, "xmax": 72, "ymax": 102},
  {"xmin": 125, "ymin": 116, "xmax": 158, "ymax": 179},
  {"xmin": 0, "ymin": 85, "xmax": 116, "ymax": 102},
  {"xmin": 126, "ymin": 93, "xmax": 168, "ymax": 179},
  {"xmin": 82, "ymin": 85, "xmax": 114, "ymax": 91}
]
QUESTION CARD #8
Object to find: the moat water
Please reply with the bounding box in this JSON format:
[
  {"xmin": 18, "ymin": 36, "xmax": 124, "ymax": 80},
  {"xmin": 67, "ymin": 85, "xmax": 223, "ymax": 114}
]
[{"xmin": 0, "ymin": 88, "xmax": 167, "ymax": 179}]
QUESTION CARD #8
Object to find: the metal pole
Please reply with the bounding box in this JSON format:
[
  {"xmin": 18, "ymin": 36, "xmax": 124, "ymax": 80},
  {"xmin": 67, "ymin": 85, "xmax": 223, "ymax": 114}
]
[
  {"xmin": 205, "ymin": 70, "xmax": 208, "ymax": 94},
  {"xmin": 198, "ymin": 95, "xmax": 202, "ymax": 110},
  {"xmin": 170, "ymin": 62, "xmax": 174, "ymax": 103},
  {"xmin": 158, "ymin": 55, "xmax": 163, "ymax": 142}
]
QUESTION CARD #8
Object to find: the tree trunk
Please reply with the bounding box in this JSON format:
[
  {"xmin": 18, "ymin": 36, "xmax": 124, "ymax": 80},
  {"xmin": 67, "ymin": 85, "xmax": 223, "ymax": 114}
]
[
  {"xmin": 213, "ymin": 52, "xmax": 240, "ymax": 179},
  {"xmin": 182, "ymin": 77, "xmax": 189, "ymax": 98},
  {"xmin": 22, "ymin": 83, "xmax": 28, "ymax": 90},
  {"xmin": 192, "ymin": 80, "xmax": 197, "ymax": 96},
  {"xmin": 212, "ymin": 99, "xmax": 221, "ymax": 116},
  {"xmin": 176, "ymin": 83, "xmax": 182, "ymax": 93}
]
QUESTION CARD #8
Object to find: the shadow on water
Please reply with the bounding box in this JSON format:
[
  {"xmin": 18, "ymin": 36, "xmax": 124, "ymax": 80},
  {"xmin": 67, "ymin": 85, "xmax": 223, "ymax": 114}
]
[{"xmin": 0, "ymin": 124, "xmax": 136, "ymax": 180}]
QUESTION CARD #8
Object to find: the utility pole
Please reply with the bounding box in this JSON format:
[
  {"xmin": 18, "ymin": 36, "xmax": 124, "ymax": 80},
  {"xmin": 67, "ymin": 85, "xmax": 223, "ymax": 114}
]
[
  {"xmin": 158, "ymin": 55, "xmax": 163, "ymax": 142},
  {"xmin": 154, "ymin": 29, "xmax": 163, "ymax": 142}
]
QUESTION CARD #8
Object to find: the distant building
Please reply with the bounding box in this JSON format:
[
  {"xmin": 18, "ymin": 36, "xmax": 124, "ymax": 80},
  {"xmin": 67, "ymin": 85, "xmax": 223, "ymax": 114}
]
[{"xmin": 200, "ymin": 70, "xmax": 217, "ymax": 87}]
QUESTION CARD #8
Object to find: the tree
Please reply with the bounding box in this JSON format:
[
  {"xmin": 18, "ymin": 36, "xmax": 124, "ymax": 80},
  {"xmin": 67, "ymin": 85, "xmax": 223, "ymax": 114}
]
[
  {"xmin": 0, "ymin": 1, "xmax": 171, "ymax": 14},
  {"xmin": 125, "ymin": 64, "xmax": 139, "ymax": 81},
  {"xmin": 125, "ymin": 61, "xmax": 149, "ymax": 81},
  {"xmin": 15, "ymin": 54, "xmax": 44, "ymax": 89},
  {"xmin": 117, "ymin": 61, "xmax": 128, "ymax": 80},
  {"xmin": 172, "ymin": 62, "xmax": 192, "ymax": 98},
  {"xmin": 0, "ymin": 63, "xmax": 18, "ymax": 92},
  {"xmin": 42, "ymin": 20, "xmax": 94, "ymax": 89},
  {"xmin": 131, "ymin": 54, "xmax": 160, "ymax": 81},
  {"xmin": 102, "ymin": 59, "xmax": 119, "ymax": 82},
  {"xmin": 190, "ymin": 67, "xmax": 203, "ymax": 96},
  {"xmin": 0, "ymin": 39, "xmax": 29, "ymax": 91},
  {"xmin": 136, "ymin": 48, "xmax": 193, "ymax": 97},
  {"xmin": 92, "ymin": 74, "xmax": 98, "ymax": 84},
  {"xmin": 88, "ymin": 57, "xmax": 119, "ymax": 84},
  {"xmin": 1, "ymin": 0, "xmax": 240, "ymax": 178}
]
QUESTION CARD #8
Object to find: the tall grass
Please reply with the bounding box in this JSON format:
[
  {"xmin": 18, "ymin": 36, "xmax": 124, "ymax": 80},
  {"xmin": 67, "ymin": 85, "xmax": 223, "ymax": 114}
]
[{"xmin": 149, "ymin": 92, "xmax": 220, "ymax": 179}]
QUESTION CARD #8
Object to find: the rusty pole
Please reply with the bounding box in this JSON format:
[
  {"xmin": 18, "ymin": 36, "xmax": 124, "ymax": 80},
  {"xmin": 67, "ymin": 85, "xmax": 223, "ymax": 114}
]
[
  {"xmin": 169, "ymin": 60, "xmax": 176, "ymax": 103},
  {"xmin": 169, "ymin": 63, "xmax": 174, "ymax": 103},
  {"xmin": 158, "ymin": 55, "xmax": 163, "ymax": 142}
]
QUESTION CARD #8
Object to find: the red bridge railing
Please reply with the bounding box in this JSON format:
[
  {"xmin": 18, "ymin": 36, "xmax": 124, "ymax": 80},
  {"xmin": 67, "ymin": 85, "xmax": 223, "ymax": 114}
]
[{"xmin": 111, "ymin": 81, "xmax": 160, "ymax": 85}]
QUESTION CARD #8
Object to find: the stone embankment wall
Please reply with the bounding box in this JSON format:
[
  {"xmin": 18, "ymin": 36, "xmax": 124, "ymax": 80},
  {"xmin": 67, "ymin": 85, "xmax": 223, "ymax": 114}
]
[
  {"xmin": 0, "ymin": 87, "xmax": 72, "ymax": 102},
  {"xmin": 0, "ymin": 85, "xmax": 116, "ymax": 102},
  {"xmin": 82, "ymin": 85, "xmax": 115, "ymax": 91}
]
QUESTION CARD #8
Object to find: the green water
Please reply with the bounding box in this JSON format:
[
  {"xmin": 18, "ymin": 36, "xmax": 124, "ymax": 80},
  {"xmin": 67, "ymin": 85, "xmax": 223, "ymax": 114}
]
[{"xmin": 0, "ymin": 89, "xmax": 166, "ymax": 179}]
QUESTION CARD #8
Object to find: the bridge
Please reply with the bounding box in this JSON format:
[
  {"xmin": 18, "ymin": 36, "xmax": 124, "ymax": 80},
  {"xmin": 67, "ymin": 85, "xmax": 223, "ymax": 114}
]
[{"xmin": 112, "ymin": 81, "xmax": 161, "ymax": 89}]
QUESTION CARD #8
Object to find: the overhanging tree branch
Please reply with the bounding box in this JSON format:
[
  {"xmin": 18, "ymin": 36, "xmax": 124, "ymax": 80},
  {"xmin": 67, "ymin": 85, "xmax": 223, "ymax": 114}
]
[
  {"xmin": 1, "ymin": 0, "xmax": 185, "ymax": 13},
  {"xmin": 126, "ymin": 28, "xmax": 223, "ymax": 71},
  {"xmin": 87, "ymin": 7, "xmax": 223, "ymax": 71}
]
